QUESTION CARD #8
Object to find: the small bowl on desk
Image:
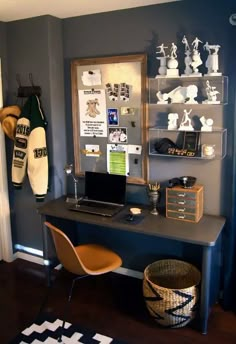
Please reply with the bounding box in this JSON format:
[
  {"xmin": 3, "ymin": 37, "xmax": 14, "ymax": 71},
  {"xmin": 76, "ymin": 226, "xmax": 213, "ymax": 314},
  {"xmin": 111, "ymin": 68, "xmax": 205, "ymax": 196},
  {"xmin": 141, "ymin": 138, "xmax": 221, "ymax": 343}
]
[{"xmin": 179, "ymin": 176, "xmax": 197, "ymax": 189}]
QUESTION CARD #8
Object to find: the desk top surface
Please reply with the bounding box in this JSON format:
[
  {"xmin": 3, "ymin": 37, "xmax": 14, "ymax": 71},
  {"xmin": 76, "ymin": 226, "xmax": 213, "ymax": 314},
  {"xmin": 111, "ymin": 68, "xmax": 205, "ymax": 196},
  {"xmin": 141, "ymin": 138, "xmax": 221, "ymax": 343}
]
[{"xmin": 38, "ymin": 196, "xmax": 226, "ymax": 247}]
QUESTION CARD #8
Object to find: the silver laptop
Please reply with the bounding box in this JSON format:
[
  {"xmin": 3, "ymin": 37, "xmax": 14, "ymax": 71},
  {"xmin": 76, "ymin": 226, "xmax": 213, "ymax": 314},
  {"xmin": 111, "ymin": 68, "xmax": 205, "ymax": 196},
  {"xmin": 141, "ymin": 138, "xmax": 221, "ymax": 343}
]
[{"xmin": 69, "ymin": 171, "xmax": 126, "ymax": 217}]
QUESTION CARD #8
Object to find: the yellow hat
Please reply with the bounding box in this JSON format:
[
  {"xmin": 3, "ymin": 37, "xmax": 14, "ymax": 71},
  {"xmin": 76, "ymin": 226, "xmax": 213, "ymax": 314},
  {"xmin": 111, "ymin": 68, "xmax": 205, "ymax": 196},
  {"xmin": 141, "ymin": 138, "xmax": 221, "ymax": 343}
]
[{"xmin": 0, "ymin": 105, "xmax": 21, "ymax": 140}]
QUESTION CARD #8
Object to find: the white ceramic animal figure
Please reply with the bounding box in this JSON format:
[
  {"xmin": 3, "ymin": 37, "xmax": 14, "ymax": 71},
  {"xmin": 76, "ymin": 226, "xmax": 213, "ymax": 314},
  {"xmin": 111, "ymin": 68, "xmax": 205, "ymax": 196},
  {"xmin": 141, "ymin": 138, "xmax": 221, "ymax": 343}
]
[{"xmin": 168, "ymin": 113, "xmax": 179, "ymax": 130}]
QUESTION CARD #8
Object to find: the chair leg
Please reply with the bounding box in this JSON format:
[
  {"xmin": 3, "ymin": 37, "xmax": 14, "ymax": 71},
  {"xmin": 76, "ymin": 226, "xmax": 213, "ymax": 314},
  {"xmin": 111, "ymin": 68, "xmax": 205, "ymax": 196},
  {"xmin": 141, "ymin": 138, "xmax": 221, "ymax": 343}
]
[{"xmin": 58, "ymin": 274, "xmax": 90, "ymax": 342}]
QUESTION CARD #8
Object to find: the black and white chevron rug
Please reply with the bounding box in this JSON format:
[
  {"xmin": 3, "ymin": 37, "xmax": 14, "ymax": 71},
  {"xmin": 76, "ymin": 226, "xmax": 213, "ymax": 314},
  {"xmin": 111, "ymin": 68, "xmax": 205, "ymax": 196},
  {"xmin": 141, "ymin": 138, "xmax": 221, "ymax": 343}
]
[{"xmin": 9, "ymin": 313, "xmax": 126, "ymax": 344}]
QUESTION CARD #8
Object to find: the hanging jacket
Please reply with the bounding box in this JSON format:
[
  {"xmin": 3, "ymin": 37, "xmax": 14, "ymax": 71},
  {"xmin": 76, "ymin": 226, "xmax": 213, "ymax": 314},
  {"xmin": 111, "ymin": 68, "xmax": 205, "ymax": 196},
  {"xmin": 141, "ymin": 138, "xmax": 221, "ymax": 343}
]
[{"xmin": 12, "ymin": 95, "xmax": 48, "ymax": 202}]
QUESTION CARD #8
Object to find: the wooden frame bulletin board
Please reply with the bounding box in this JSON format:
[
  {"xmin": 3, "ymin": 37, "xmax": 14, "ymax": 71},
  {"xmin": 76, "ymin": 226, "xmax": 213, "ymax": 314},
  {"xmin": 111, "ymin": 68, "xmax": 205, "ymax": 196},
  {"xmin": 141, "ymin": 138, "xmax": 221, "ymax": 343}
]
[{"xmin": 71, "ymin": 54, "xmax": 147, "ymax": 184}]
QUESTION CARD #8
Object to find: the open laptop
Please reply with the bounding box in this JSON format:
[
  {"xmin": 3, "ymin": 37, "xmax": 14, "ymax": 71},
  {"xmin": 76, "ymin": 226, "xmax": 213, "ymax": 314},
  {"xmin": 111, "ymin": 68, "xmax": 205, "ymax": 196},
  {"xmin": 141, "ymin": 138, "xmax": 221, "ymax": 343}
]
[{"xmin": 69, "ymin": 171, "xmax": 126, "ymax": 217}]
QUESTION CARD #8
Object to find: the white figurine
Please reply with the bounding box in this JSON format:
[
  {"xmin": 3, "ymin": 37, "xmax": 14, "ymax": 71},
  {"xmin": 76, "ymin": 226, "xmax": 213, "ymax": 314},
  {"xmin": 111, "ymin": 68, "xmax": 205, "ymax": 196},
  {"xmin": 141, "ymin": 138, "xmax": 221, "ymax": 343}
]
[
  {"xmin": 182, "ymin": 35, "xmax": 191, "ymax": 52},
  {"xmin": 192, "ymin": 37, "xmax": 203, "ymax": 51},
  {"xmin": 166, "ymin": 43, "xmax": 179, "ymax": 77},
  {"xmin": 191, "ymin": 37, "xmax": 203, "ymax": 76},
  {"xmin": 156, "ymin": 43, "xmax": 168, "ymax": 77},
  {"xmin": 179, "ymin": 109, "xmax": 194, "ymax": 131},
  {"xmin": 156, "ymin": 85, "xmax": 198, "ymax": 104},
  {"xmin": 203, "ymin": 80, "xmax": 220, "ymax": 104},
  {"xmin": 181, "ymin": 36, "xmax": 193, "ymax": 76},
  {"xmin": 168, "ymin": 113, "xmax": 179, "ymax": 130},
  {"xmin": 200, "ymin": 116, "xmax": 213, "ymax": 131},
  {"xmin": 204, "ymin": 42, "xmax": 222, "ymax": 76},
  {"xmin": 156, "ymin": 43, "xmax": 168, "ymax": 57}
]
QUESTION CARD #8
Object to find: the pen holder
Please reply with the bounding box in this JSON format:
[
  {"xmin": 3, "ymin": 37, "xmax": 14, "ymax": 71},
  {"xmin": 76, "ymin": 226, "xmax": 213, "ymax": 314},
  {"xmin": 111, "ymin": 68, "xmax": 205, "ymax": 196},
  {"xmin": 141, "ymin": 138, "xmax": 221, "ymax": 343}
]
[{"xmin": 148, "ymin": 190, "xmax": 160, "ymax": 215}]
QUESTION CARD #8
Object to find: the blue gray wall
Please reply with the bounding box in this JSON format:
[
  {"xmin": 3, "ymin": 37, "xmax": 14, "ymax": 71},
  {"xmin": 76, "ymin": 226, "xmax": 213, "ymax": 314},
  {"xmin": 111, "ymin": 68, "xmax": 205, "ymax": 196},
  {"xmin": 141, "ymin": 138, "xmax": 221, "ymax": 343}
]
[{"xmin": 1, "ymin": 0, "xmax": 236, "ymax": 306}]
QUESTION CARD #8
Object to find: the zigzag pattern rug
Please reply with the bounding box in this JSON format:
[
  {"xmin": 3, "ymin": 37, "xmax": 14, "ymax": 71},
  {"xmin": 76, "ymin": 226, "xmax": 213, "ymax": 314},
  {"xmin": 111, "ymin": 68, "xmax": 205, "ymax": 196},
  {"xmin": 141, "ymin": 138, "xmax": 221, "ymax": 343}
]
[{"xmin": 9, "ymin": 313, "xmax": 126, "ymax": 344}]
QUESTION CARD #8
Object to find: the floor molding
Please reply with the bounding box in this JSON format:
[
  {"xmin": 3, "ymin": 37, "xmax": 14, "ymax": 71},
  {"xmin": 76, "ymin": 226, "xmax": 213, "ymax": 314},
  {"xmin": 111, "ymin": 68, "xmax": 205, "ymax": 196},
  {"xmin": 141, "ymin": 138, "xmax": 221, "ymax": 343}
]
[{"xmin": 13, "ymin": 251, "xmax": 143, "ymax": 279}]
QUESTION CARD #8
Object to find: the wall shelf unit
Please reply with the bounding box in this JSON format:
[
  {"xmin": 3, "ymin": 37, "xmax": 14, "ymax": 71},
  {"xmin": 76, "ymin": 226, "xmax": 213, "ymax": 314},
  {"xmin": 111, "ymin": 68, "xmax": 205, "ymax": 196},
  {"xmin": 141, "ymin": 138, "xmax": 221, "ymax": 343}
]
[
  {"xmin": 148, "ymin": 75, "xmax": 228, "ymax": 160},
  {"xmin": 149, "ymin": 127, "xmax": 227, "ymax": 160}
]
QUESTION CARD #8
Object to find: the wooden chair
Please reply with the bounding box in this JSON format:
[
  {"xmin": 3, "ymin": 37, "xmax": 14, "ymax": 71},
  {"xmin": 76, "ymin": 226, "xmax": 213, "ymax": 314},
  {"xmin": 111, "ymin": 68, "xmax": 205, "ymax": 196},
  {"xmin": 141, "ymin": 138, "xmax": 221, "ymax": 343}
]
[{"xmin": 44, "ymin": 221, "xmax": 122, "ymax": 342}]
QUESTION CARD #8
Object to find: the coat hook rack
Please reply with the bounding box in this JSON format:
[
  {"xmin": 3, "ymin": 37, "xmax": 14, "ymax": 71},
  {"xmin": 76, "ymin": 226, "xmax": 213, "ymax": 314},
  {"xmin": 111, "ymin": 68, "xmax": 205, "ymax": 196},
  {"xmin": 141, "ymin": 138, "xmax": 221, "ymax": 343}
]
[{"xmin": 16, "ymin": 73, "xmax": 42, "ymax": 98}]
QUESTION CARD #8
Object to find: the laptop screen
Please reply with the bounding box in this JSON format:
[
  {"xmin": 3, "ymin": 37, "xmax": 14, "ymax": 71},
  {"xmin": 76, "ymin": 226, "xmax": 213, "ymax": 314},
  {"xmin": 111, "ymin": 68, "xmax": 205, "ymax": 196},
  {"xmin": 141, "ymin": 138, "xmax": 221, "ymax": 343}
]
[{"xmin": 85, "ymin": 171, "xmax": 126, "ymax": 204}]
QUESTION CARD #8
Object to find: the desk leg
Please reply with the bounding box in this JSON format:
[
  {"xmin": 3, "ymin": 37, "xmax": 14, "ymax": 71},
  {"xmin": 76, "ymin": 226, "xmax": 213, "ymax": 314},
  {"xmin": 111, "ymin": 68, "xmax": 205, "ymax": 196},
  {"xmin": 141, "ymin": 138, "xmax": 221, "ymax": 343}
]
[
  {"xmin": 41, "ymin": 216, "xmax": 52, "ymax": 287},
  {"xmin": 200, "ymin": 246, "xmax": 212, "ymax": 334}
]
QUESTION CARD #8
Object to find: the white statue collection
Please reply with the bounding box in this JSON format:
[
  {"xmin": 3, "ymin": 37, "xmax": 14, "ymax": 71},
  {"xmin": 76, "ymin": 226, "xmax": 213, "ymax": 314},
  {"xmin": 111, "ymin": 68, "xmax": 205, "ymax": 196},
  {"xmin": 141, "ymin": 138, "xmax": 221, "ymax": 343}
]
[
  {"xmin": 203, "ymin": 80, "xmax": 220, "ymax": 104},
  {"xmin": 155, "ymin": 36, "xmax": 221, "ymax": 77},
  {"xmin": 156, "ymin": 84, "xmax": 198, "ymax": 104},
  {"xmin": 167, "ymin": 110, "xmax": 214, "ymax": 132}
]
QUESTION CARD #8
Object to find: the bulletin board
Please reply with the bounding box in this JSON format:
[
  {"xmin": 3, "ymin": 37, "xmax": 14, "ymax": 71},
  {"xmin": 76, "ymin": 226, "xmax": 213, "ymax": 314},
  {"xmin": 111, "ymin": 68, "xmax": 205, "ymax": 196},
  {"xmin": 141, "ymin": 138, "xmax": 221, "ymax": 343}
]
[{"xmin": 71, "ymin": 54, "xmax": 148, "ymax": 184}]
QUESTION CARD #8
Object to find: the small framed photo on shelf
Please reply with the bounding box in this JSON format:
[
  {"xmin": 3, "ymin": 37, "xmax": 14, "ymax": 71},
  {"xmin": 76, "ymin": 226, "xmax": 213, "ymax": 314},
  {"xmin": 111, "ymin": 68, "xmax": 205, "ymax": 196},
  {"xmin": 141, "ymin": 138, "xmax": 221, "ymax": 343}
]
[{"xmin": 182, "ymin": 132, "xmax": 200, "ymax": 152}]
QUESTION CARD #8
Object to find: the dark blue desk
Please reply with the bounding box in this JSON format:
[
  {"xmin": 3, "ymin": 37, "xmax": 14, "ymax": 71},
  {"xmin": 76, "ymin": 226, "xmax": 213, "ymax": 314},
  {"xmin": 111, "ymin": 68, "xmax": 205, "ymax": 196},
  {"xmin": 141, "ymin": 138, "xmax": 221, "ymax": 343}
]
[{"xmin": 38, "ymin": 196, "xmax": 225, "ymax": 334}]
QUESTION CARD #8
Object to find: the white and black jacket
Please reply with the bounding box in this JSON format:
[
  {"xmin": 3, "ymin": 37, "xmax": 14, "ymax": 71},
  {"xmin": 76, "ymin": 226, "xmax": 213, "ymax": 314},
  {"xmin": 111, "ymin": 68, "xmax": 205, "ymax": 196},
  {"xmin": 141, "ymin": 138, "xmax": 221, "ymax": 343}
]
[{"xmin": 12, "ymin": 95, "xmax": 48, "ymax": 202}]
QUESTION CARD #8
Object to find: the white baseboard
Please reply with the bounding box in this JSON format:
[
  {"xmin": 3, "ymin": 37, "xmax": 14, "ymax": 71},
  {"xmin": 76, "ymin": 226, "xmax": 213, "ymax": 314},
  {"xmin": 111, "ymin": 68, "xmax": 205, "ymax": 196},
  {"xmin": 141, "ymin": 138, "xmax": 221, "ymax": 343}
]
[{"xmin": 13, "ymin": 251, "xmax": 143, "ymax": 279}]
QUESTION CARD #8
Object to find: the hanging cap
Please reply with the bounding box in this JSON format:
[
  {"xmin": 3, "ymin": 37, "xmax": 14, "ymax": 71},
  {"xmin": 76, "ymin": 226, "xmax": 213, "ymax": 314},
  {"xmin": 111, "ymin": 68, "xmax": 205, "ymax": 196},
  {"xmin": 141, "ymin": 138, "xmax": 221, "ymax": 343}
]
[{"xmin": 0, "ymin": 105, "xmax": 21, "ymax": 140}]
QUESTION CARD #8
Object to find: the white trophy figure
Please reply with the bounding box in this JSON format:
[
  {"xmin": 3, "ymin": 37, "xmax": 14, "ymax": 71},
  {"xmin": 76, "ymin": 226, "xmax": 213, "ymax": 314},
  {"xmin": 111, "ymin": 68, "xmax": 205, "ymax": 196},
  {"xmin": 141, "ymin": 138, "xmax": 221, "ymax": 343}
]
[
  {"xmin": 181, "ymin": 35, "xmax": 193, "ymax": 76},
  {"xmin": 179, "ymin": 109, "xmax": 194, "ymax": 131},
  {"xmin": 203, "ymin": 42, "xmax": 222, "ymax": 76},
  {"xmin": 191, "ymin": 37, "xmax": 203, "ymax": 76},
  {"xmin": 200, "ymin": 116, "xmax": 214, "ymax": 131},
  {"xmin": 155, "ymin": 43, "xmax": 168, "ymax": 77},
  {"xmin": 168, "ymin": 113, "xmax": 179, "ymax": 130},
  {"xmin": 203, "ymin": 80, "xmax": 220, "ymax": 104},
  {"xmin": 166, "ymin": 42, "xmax": 179, "ymax": 77}
]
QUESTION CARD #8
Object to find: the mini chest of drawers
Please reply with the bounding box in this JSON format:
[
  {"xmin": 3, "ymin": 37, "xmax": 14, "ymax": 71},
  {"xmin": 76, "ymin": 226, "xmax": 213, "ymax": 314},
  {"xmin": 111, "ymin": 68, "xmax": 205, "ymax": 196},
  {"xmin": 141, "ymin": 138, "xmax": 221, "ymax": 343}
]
[{"xmin": 166, "ymin": 185, "xmax": 204, "ymax": 223}]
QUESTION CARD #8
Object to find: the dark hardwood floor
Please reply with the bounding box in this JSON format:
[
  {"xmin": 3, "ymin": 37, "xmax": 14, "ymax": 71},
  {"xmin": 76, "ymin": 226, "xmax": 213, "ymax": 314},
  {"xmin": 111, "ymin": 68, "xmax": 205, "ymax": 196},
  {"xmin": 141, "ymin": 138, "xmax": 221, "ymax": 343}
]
[{"xmin": 1, "ymin": 258, "xmax": 236, "ymax": 344}]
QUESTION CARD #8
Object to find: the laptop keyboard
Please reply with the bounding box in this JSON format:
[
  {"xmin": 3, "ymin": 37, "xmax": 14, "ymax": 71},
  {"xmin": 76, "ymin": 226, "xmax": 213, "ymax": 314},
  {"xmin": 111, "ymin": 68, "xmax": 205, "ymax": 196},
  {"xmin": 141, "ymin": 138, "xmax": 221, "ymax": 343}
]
[{"xmin": 79, "ymin": 200, "xmax": 120, "ymax": 210}]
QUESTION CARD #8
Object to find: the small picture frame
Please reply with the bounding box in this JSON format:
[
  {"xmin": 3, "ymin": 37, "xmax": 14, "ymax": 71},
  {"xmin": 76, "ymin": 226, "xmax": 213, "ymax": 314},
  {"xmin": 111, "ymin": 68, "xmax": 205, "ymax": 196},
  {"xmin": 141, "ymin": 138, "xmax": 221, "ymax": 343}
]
[
  {"xmin": 182, "ymin": 132, "xmax": 200, "ymax": 151},
  {"xmin": 108, "ymin": 108, "xmax": 119, "ymax": 126},
  {"xmin": 108, "ymin": 127, "xmax": 128, "ymax": 143},
  {"xmin": 121, "ymin": 107, "xmax": 135, "ymax": 115}
]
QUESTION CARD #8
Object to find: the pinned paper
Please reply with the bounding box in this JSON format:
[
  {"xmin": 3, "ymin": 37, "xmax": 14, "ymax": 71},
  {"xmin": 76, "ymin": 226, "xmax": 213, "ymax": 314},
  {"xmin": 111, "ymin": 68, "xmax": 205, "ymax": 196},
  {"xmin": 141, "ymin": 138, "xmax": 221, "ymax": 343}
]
[
  {"xmin": 128, "ymin": 145, "xmax": 142, "ymax": 155},
  {"xmin": 84, "ymin": 144, "xmax": 101, "ymax": 157},
  {"xmin": 81, "ymin": 69, "xmax": 102, "ymax": 86},
  {"xmin": 107, "ymin": 144, "xmax": 129, "ymax": 176}
]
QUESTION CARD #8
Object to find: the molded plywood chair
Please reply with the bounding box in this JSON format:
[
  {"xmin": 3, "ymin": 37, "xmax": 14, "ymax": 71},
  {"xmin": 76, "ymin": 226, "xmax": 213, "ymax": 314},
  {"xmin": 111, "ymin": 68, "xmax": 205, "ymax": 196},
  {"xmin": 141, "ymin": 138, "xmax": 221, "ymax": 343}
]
[{"xmin": 44, "ymin": 221, "xmax": 122, "ymax": 342}]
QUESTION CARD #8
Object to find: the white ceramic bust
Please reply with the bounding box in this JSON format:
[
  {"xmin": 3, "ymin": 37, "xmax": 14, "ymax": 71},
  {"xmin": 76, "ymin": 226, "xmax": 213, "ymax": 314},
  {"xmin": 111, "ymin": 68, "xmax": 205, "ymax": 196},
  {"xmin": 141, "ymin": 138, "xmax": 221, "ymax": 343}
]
[{"xmin": 168, "ymin": 113, "xmax": 179, "ymax": 130}]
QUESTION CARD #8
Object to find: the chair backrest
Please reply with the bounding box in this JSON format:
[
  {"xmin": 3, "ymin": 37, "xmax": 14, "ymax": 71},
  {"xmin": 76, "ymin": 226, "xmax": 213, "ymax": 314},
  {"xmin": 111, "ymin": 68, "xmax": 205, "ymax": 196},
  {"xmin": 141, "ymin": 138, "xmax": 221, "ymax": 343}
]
[{"xmin": 44, "ymin": 221, "xmax": 88, "ymax": 275}]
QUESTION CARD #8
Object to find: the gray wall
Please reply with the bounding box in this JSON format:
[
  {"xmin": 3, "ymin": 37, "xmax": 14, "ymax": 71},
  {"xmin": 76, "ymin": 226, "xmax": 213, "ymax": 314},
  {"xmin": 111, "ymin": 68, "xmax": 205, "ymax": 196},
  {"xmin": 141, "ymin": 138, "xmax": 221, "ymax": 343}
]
[
  {"xmin": 5, "ymin": 16, "xmax": 66, "ymax": 249},
  {"xmin": 1, "ymin": 0, "xmax": 236, "ymax": 305}
]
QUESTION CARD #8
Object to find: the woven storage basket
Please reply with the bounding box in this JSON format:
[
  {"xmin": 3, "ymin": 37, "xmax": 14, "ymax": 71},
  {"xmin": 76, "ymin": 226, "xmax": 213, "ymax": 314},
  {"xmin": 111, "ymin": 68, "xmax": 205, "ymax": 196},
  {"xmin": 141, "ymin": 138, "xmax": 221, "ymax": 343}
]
[{"xmin": 143, "ymin": 259, "xmax": 201, "ymax": 328}]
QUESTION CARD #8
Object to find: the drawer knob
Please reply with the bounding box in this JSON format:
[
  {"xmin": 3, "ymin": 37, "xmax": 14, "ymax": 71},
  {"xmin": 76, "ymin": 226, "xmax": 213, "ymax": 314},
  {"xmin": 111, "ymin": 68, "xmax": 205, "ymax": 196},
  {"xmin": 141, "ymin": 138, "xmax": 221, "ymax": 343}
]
[
  {"xmin": 178, "ymin": 208, "xmax": 186, "ymax": 212},
  {"xmin": 177, "ymin": 193, "xmax": 186, "ymax": 197},
  {"xmin": 177, "ymin": 201, "xmax": 186, "ymax": 205},
  {"xmin": 178, "ymin": 215, "xmax": 186, "ymax": 219}
]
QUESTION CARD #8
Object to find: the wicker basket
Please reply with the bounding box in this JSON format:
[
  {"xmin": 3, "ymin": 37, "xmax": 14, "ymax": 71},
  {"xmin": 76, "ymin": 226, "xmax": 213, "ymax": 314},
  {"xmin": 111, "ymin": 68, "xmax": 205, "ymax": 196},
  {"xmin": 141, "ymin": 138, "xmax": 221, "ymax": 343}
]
[{"xmin": 143, "ymin": 259, "xmax": 201, "ymax": 328}]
